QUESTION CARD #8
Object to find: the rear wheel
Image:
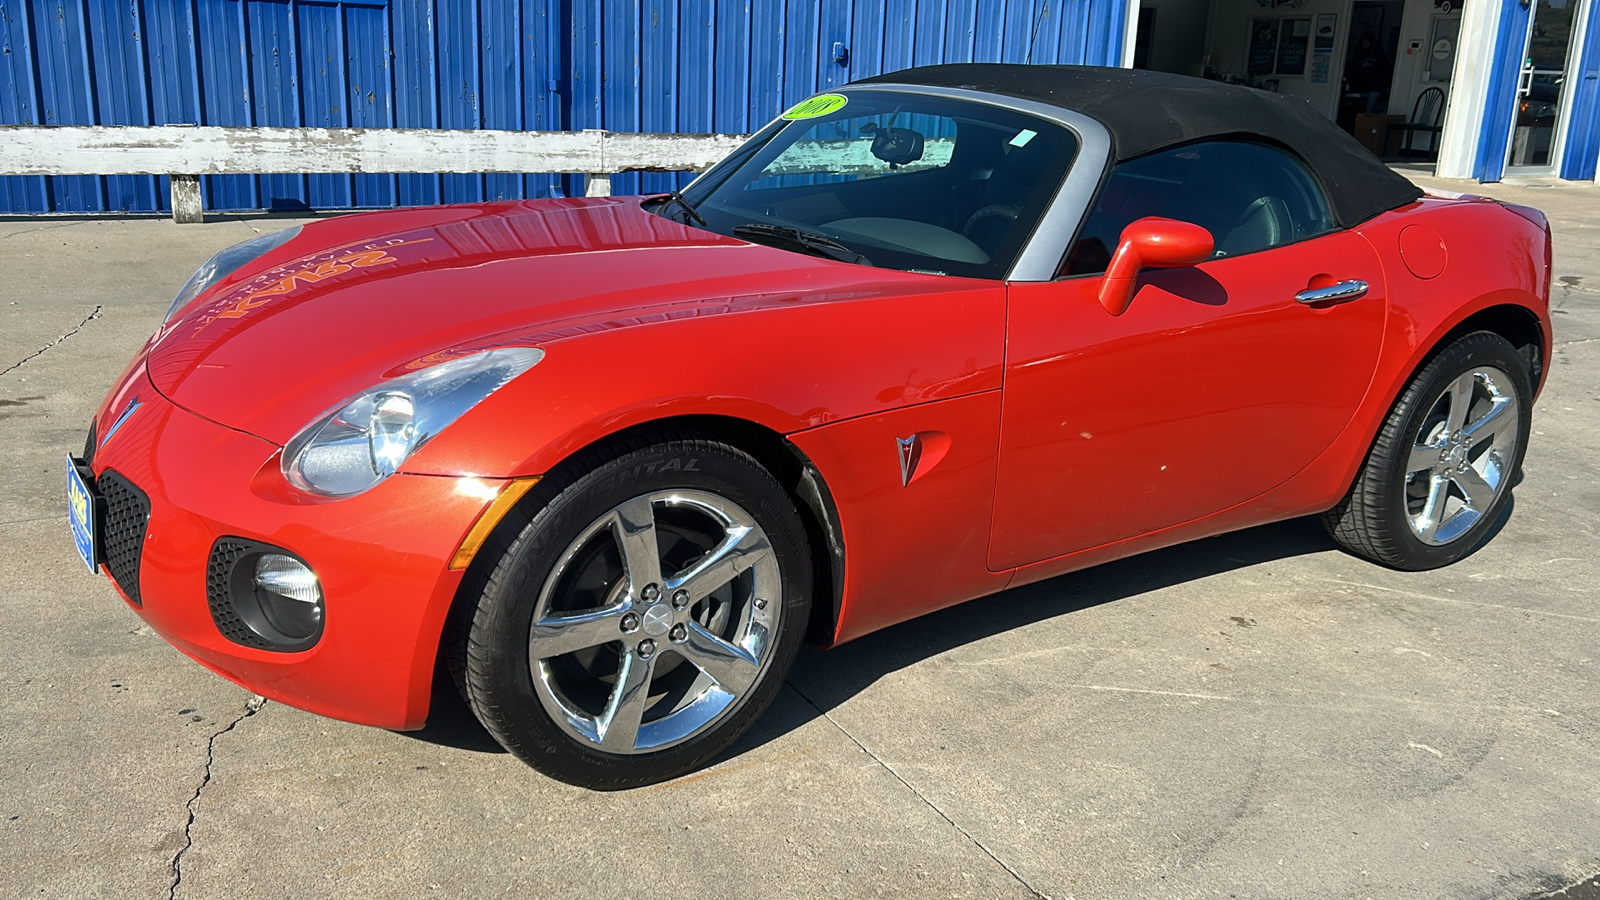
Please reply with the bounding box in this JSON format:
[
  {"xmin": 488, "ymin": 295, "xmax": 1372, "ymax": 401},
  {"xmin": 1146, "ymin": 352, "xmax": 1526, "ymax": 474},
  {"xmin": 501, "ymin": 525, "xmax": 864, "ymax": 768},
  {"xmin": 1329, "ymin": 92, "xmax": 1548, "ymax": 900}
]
[
  {"xmin": 460, "ymin": 437, "xmax": 811, "ymax": 789},
  {"xmin": 1323, "ymin": 331, "xmax": 1531, "ymax": 570}
]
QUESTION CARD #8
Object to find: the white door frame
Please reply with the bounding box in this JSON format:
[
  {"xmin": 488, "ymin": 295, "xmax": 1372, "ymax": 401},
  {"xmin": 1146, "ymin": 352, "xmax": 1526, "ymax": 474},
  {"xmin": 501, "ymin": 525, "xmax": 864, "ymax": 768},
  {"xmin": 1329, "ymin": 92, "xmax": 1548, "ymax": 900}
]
[{"xmin": 1501, "ymin": 0, "xmax": 1593, "ymax": 176}]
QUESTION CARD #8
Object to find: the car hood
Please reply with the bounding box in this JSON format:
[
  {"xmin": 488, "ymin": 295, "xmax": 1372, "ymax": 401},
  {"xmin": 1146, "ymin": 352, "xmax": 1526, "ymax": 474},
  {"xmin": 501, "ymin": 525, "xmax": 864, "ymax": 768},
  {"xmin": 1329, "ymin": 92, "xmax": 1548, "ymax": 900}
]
[{"xmin": 146, "ymin": 198, "xmax": 941, "ymax": 445}]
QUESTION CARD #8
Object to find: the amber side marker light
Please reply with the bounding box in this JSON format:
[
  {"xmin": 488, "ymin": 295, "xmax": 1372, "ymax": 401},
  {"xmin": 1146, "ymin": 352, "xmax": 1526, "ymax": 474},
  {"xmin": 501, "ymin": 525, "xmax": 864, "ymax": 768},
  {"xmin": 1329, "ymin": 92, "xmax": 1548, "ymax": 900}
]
[{"xmin": 448, "ymin": 476, "xmax": 541, "ymax": 570}]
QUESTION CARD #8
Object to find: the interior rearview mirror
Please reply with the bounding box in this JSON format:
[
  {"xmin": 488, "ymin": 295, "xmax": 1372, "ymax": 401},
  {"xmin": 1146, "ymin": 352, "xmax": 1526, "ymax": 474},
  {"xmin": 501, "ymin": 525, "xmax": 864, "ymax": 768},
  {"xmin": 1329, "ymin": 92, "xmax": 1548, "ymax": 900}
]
[
  {"xmin": 1098, "ymin": 217, "xmax": 1214, "ymax": 316},
  {"xmin": 870, "ymin": 127, "xmax": 925, "ymax": 167}
]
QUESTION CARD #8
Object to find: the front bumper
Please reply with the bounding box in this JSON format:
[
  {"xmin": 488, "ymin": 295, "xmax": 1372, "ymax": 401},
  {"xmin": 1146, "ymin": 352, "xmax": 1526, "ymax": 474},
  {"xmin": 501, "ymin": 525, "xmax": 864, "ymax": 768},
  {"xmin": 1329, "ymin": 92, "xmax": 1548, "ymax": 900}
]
[{"xmin": 89, "ymin": 372, "xmax": 498, "ymax": 729}]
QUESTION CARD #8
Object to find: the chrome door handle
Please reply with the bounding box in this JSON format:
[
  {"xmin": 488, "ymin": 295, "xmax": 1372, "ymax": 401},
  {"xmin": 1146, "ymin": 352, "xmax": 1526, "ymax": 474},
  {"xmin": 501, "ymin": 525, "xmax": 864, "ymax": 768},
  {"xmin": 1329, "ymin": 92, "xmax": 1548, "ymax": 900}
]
[{"xmin": 1296, "ymin": 279, "xmax": 1368, "ymax": 305}]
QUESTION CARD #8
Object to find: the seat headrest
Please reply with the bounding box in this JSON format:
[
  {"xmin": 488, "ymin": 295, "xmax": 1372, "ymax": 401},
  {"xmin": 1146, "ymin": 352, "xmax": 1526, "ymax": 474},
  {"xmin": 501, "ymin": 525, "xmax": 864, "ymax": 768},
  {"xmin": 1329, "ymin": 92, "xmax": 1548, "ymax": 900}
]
[{"xmin": 1002, "ymin": 135, "xmax": 1054, "ymax": 183}]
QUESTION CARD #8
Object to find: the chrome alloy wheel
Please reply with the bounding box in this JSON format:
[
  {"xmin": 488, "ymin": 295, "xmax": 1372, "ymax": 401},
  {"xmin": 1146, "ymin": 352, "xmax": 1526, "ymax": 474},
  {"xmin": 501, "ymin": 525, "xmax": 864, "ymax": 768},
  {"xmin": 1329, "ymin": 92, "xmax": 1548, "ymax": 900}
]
[
  {"xmin": 527, "ymin": 490, "xmax": 781, "ymax": 754},
  {"xmin": 1402, "ymin": 366, "xmax": 1521, "ymax": 545}
]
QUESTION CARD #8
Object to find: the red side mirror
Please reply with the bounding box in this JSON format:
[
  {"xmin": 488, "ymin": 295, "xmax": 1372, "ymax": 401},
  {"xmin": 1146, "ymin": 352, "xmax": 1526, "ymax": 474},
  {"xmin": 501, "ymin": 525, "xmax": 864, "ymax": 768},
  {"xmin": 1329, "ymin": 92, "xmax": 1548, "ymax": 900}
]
[{"xmin": 1097, "ymin": 217, "xmax": 1215, "ymax": 316}]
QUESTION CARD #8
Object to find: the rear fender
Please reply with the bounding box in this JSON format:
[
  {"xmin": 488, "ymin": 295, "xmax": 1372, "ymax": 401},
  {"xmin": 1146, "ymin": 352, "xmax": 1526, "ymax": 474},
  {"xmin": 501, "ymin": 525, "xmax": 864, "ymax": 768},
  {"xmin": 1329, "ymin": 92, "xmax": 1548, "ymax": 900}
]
[{"xmin": 1322, "ymin": 199, "xmax": 1551, "ymax": 499}]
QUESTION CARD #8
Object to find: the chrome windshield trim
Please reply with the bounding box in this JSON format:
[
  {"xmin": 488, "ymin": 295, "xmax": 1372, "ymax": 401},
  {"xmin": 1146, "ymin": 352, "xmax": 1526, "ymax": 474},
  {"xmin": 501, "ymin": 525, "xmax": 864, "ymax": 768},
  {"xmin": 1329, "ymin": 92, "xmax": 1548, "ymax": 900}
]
[{"xmin": 831, "ymin": 83, "xmax": 1113, "ymax": 282}]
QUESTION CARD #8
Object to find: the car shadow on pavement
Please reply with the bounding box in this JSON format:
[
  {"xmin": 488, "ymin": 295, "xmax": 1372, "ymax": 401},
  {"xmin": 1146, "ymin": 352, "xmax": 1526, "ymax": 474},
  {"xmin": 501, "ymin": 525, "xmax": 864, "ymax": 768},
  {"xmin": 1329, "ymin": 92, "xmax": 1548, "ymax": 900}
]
[
  {"xmin": 395, "ymin": 504, "xmax": 1515, "ymax": 764},
  {"xmin": 400, "ymin": 666, "xmax": 508, "ymax": 754},
  {"xmin": 734, "ymin": 514, "xmax": 1342, "ymax": 757}
]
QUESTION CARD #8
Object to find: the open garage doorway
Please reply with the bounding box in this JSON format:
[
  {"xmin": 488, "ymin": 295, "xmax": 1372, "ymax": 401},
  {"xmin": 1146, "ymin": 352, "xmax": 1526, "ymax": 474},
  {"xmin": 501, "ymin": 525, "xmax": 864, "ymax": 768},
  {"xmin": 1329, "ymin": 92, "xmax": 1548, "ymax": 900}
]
[{"xmin": 1130, "ymin": 0, "xmax": 1463, "ymax": 174}]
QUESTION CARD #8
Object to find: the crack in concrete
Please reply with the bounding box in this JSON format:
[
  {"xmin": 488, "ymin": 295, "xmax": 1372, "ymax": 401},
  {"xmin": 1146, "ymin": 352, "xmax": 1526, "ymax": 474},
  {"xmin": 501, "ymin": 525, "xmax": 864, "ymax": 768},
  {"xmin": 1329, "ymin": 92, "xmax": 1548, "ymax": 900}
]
[
  {"xmin": 0, "ymin": 220, "xmax": 83, "ymax": 242},
  {"xmin": 0, "ymin": 305, "xmax": 103, "ymax": 379},
  {"xmin": 784, "ymin": 682, "xmax": 1050, "ymax": 900},
  {"xmin": 166, "ymin": 696, "xmax": 266, "ymax": 900}
]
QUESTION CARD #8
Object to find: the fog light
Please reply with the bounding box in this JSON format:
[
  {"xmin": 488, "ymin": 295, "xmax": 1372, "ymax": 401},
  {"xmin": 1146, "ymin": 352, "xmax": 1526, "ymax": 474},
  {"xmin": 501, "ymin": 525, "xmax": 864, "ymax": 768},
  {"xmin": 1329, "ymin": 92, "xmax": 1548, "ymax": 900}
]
[
  {"xmin": 209, "ymin": 540, "xmax": 326, "ymax": 653},
  {"xmin": 254, "ymin": 554, "xmax": 324, "ymax": 640}
]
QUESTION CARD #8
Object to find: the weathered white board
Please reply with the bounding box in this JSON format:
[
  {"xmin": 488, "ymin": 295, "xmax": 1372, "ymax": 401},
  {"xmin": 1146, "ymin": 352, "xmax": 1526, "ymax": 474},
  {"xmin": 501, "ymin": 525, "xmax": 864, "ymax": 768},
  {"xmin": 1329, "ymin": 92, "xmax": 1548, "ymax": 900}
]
[
  {"xmin": 0, "ymin": 125, "xmax": 748, "ymax": 222},
  {"xmin": 0, "ymin": 126, "xmax": 748, "ymax": 176}
]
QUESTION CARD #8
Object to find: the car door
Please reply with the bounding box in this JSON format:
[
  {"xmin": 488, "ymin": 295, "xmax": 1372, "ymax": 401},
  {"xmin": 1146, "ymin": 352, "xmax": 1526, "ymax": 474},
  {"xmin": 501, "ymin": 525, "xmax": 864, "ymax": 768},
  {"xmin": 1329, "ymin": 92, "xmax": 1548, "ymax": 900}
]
[{"xmin": 988, "ymin": 140, "xmax": 1387, "ymax": 571}]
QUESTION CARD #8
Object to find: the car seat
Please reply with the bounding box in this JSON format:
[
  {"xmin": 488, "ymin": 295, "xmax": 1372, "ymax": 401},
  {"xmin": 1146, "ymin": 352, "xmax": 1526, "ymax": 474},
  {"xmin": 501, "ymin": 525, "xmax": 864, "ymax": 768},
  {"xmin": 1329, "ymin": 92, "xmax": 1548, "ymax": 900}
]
[
  {"xmin": 962, "ymin": 134, "xmax": 1054, "ymax": 253},
  {"xmin": 1166, "ymin": 157, "xmax": 1290, "ymax": 258}
]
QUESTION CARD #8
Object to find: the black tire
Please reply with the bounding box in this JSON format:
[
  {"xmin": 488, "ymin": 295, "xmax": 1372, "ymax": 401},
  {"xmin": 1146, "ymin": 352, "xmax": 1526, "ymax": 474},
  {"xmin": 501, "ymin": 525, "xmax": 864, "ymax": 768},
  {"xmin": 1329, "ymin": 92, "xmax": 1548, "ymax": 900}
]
[
  {"xmin": 459, "ymin": 435, "xmax": 811, "ymax": 789},
  {"xmin": 1322, "ymin": 331, "xmax": 1532, "ymax": 570}
]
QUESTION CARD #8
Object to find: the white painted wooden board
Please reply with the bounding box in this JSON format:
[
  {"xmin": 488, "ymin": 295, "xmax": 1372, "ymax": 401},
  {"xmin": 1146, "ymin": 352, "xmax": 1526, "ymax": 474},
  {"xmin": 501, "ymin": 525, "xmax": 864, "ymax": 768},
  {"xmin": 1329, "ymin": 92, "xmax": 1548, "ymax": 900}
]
[
  {"xmin": 601, "ymin": 132, "xmax": 749, "ymax": 171},
  {"xmin": 0, "ymin": 126, "xmax": 747, "ymax": 176}
]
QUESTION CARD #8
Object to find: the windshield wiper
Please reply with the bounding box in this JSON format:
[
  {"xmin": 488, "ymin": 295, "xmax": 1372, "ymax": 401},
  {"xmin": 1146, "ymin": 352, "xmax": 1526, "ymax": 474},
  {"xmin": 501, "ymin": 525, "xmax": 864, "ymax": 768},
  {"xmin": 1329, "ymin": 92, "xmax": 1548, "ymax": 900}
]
[
  {"xmin": 661, "ymin": 189, "xmax": 706, "ymax": 226},
  {"xmin": 731, "ymin": 223, "xmax": 873, "ymax": 266}
]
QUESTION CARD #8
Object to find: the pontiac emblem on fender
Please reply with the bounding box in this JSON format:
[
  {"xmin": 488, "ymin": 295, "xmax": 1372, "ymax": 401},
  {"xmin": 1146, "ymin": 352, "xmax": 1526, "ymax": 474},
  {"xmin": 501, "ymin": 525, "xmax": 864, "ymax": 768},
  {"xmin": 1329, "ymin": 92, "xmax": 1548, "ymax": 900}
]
[
  {"xmin": 897, "ymin": 435, "xmax": 922, "ymax": 487},
  {"xmin": 98, "ymin": 396, "xmax": 143, "ymax": 452}
]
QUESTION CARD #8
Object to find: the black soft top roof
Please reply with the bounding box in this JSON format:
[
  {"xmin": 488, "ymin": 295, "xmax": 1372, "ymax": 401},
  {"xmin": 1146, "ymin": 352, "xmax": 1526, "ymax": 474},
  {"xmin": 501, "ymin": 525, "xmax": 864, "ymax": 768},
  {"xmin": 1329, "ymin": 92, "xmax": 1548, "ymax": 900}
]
[{"xmin": 854, "ymin": 64, "xmax": 1421, "ymax": 229}]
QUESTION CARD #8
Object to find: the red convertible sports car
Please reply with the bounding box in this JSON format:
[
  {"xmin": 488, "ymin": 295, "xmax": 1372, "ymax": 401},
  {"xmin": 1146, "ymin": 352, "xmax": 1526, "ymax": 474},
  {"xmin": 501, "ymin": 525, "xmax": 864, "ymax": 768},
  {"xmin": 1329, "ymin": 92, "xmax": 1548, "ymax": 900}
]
[{"xmin": 71, "ymin": 65, "xmax": 1551, "ymax": 788}]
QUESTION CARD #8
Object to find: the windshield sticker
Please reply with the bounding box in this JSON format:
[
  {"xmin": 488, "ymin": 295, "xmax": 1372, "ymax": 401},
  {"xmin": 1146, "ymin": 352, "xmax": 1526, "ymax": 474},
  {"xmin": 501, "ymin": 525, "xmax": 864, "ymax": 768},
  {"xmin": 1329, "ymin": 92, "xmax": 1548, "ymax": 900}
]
[
  {"xmin": 1009, "ymin": 129, "xmax": 1038, "ymax": 148},
  {"xmin": 782, "ymin": 94, "xmax": 848, "ymax": 120}
]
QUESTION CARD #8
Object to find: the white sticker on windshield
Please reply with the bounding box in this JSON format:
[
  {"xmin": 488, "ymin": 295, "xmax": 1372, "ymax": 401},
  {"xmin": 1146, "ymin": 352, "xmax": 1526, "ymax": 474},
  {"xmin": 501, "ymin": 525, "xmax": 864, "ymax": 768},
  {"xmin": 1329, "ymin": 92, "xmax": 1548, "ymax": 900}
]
[{"xmin": 1009, "ymin": 129, "xmax": 1037, "ymax": 147}]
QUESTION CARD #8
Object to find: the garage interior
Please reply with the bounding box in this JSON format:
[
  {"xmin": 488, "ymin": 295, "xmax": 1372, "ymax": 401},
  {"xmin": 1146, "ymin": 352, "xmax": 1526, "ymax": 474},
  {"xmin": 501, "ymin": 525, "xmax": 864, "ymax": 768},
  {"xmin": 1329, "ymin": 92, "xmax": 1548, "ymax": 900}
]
[{"xmin": 1131, "ymin": 0, "xmax": 1463, "ymax": 169}]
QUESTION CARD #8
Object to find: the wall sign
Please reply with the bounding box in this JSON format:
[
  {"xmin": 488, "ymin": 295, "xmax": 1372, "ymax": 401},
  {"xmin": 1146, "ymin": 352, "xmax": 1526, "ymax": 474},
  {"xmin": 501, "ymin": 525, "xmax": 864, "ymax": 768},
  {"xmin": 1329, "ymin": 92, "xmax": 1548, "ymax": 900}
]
[
  {"xmin": 1248, "ymin": 19, "xmax": 1280, "ymax": 75},
  {"xmin": 1250, "ymin": 18, "xmax": 1315, "ymax": 77},
  {"xmin": 1428, "ymin": 17, "xmax": 1460, "ymax": 82},
  {"xmin": 1310, "ymin": 53, "xmax": 1331, "ymax": 83},
  {"xmin": 1314, "ymin": 14, "xmax": 1337, "ymax": 51},
  {"xmin": 1278, "ymin": 18, "xmax": 1311, "ymax": 75}
]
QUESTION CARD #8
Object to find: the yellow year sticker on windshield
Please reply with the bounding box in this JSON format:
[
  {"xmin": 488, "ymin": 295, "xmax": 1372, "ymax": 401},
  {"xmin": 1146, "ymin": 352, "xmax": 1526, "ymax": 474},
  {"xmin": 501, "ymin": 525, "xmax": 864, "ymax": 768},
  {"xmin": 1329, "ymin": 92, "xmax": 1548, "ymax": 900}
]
[{"xmin": 782, "ymin": 94, "xmax": 848, "ymax": 120}]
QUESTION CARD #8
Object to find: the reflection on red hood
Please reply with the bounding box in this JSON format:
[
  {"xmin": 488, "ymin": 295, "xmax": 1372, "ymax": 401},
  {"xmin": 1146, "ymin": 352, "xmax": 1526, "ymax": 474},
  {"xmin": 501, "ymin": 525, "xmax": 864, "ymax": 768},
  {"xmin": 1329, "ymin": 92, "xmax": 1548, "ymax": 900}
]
[{"xmin": 146, "ymin": 198, "xmax": 956, "ymax": 444}]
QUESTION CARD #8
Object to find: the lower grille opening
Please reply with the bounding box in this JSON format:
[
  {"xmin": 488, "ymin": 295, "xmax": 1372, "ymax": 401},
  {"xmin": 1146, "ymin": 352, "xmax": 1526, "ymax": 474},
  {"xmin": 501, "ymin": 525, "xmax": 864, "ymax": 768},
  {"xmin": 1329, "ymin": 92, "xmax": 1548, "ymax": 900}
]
[{"xmin": 98, "ymin": 470, "xmax": 150, "ymax": 607}]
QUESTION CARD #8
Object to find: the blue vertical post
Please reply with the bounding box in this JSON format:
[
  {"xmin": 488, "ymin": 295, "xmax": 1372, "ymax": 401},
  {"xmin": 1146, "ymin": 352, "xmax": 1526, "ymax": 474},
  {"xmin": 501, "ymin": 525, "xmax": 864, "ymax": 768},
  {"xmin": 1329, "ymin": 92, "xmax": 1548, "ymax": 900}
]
[
  {"xmin": 1473, "ymin": 0, "xmax": 1532, "ymax": 182},
  {"xmin": 1558, "ymin": 0, "xmax": 1600, "ymax": 180}
]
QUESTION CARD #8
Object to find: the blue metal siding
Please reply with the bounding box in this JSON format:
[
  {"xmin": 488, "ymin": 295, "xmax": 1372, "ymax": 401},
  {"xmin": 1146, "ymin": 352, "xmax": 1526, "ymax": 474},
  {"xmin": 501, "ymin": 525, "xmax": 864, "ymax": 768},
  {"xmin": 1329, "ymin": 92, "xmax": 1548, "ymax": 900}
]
[
  {"xmin": 1559, "ymin": 1, "xmax": 1600, "ymax": 181},
  {"xmin": 1473, "ymin": 0, "xmax": 1531, "ymax": 182},
  {"xmin": 390, "ymin": 0, "xmax": 439, "ymax": 206},
  {"xmin": 345, "ymin": 3, "xmax": 395, "ymax": 205},
  {"xmin": 34, "ymin": 0, "xmax": 101, "ymax": 210},
  {"xmin": 87, "ymin": 1, "xmax": 158, "ymax": 210},
  {"xmin": 2, "ymin": 0, "xmax": 1131, "ymax": 213}
]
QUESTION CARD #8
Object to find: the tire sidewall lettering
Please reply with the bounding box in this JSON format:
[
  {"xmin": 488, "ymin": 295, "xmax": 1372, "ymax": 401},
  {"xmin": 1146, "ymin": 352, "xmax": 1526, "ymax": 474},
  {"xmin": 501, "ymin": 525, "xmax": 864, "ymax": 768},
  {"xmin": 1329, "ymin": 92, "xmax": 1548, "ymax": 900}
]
[{"xmin": 464, "ymin": 438, "xmax": 811, "ymax": 788}]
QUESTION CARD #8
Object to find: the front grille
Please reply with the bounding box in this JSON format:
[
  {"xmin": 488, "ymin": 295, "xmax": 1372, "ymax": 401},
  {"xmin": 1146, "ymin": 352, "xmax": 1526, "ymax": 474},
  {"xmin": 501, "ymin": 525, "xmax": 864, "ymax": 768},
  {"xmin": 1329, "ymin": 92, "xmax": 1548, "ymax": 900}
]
[
  {"xmin": 207, "ymin": 540, "xmax": 276, "ymax": 650},
  {"xmin": 98, "ymin": 470, "xmax": 150, "ymax": 607}
]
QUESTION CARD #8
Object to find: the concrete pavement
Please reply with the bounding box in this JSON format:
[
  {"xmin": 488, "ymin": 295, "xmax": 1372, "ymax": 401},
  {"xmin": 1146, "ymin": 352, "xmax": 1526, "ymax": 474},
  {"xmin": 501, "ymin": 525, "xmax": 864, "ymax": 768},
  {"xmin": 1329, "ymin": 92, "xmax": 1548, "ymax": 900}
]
[{"xmin": 2, "ymin": 178, "xmax": 1597, "ymax": 899}]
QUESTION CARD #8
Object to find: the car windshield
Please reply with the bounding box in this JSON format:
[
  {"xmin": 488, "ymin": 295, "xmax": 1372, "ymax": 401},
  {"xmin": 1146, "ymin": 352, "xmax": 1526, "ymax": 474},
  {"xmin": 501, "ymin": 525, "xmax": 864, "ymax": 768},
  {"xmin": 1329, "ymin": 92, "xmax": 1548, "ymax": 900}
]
[{"xmin": 653, "ymin": 90, "xmax": 1080, "ymax": 279}]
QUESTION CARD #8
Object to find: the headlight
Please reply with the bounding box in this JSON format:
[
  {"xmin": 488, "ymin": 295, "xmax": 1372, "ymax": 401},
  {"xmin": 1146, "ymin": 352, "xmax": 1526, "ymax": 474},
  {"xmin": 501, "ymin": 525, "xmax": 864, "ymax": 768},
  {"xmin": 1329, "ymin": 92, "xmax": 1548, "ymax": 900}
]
[
  {"xmin": 164, "ymin": 226, "xmax": 303, "ymax": 323},
  {"xmin": 282, "ymin": 347, "xmax": 544, "ymax": 497}
]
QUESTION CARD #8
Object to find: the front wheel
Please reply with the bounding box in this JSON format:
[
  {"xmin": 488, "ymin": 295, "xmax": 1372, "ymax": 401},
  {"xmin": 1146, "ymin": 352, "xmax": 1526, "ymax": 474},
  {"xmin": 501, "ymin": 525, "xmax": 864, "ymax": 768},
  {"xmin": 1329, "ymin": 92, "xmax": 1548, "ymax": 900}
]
[
  {"xmin": 1323, "ymin": 331, "xmax": 1532, "ymax": 570},
  {"xmin": 460, "ymin": 437, "xmax": 812, "ymax": 789}
]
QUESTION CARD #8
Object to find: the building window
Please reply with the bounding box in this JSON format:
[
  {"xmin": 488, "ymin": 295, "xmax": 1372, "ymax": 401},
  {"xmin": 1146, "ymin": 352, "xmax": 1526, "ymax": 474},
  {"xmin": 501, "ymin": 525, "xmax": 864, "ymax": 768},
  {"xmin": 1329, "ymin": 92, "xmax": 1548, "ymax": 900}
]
[{"xmin": 1248, "ymin": 17, "xmax": 1314, "ymax": 77}]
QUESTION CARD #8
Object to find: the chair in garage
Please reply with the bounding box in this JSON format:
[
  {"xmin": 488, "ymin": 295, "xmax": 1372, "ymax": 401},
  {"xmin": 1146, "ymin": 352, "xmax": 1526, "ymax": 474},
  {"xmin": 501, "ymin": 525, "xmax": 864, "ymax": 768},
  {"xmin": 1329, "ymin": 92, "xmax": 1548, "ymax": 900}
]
[{"xmin": 1386, "ymin": 87, "xmax": 1446, "ymax": 161}]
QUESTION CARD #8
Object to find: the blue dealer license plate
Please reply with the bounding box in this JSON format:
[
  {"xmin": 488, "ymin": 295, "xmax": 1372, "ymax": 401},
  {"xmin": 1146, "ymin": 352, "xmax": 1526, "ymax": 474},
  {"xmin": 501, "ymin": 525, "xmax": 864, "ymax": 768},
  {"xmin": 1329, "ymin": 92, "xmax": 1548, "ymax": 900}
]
[{"xmin": 67, "ymin": 455, "xmax": 99, "ymax": 574}]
